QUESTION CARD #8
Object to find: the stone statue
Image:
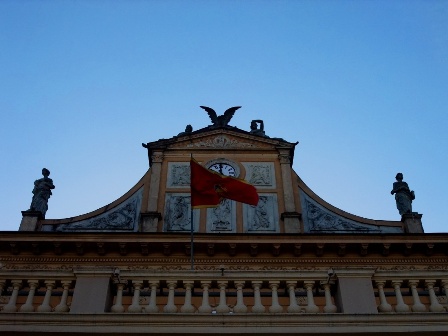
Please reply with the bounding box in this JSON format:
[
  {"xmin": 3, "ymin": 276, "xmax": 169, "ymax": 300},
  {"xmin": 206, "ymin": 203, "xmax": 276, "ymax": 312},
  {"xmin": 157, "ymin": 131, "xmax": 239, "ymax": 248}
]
[
  {"xmin": 200, "ymin": 106, "xmax": 241, "ymax": 127},
  {"xmin": 250, "ymin": 119, "xmax": 266, "ymax": 136},
  {"xmin": 29, "ymin": 168, "xmax": 55, "ymax": 218},
  {"xmin": 177, "ymin": 124, "xmax": 193, "ymax": 136},
  {"xmin": 391, "ymin": 173, "xmax": 415, "ymax": 215}
]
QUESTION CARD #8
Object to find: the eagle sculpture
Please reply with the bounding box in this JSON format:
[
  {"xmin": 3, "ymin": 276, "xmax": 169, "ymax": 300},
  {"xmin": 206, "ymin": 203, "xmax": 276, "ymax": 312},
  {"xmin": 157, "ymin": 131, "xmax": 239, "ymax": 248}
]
[{"xmin": 200, "ymin": 106, "xmax": 241, "ymax": 127}]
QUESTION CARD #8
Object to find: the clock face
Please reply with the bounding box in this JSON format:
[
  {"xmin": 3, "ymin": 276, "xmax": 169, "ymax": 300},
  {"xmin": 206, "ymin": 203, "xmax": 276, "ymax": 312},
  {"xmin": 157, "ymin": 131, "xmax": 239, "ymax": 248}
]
[{"xmin": 209, "ymin": 163, "xmax": 236, "ymax": 177}]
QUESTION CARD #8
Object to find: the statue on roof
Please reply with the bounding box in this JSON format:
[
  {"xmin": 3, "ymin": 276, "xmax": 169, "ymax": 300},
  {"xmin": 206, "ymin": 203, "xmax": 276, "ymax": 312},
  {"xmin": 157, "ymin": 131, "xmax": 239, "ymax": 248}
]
[
  {"xmin": 200, "ymin": 106, "xmax": 241, "ymax": 127},
  {"xmin": 28, "ymin": 168, "xmax": 55, "ymax": 218},
  {"xmin": 177, "ymin": 124, "xmax": 193, "ymax": 136},
  {"xmin": 391, "ymin": 173, "xmax": 415, "ymax": 215},
  {"xmin": 250, "ymin": 119, "xmax": 266, "ymax": 137}
]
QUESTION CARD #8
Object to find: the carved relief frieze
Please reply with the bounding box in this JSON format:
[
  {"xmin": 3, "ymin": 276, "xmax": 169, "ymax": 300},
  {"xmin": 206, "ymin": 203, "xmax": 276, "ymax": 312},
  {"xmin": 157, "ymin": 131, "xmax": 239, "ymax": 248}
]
[
  {"xmin": 242, "ymin": 162, "xmax": 275, "ymax": 188},
  {"xmin": 300, "ymin": 190, "xmax": 403, "ymax": 234},
  {"xmin": 163, "ymin": 193, "xmax": 199, "ymax": 232},
  {"xmin": 206, "ymin": 199, "xmax": 236, "ymax": 233},
  {"xmin": 167, "ymin": 163, "xmax": 190, "ymax": 188},
  {"xmin": 243, "ymin": 194, "xmax": 279, "ymax": 233},
  {"xmin": 186, "ymin": 135, "xmax": 256, "ymax": 149},
  {"xmin": 52, "ymin": 189, "xmax": 143, "ymax": 232}
]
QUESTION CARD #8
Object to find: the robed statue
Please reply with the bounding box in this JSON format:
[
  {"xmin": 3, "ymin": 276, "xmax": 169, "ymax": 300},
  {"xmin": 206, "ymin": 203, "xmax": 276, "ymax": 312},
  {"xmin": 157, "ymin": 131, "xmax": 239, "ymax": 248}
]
[
  {"xmin": 391, "ymin": 173, "xmax": 415, "ymax": 215},
  {"xmin": 29, "ymin": 168, "xmax": 55, "ymax": 218}
]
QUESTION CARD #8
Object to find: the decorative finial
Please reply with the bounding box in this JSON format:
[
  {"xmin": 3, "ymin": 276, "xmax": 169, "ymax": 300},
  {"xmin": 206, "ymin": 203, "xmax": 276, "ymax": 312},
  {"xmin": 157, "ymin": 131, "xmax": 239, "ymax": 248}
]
[
  {"xmin": 200, "ymin": 106, "xmax": 241, "ymax": 127},
  {"xmin": 250, "ymin": 119, "xmax": 266, "ymax": 137}
]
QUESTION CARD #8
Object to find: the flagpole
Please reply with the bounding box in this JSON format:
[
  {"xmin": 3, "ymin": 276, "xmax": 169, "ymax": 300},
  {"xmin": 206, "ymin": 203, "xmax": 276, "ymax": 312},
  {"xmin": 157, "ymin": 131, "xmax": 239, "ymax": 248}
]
[
  {"xmin": 190, "ymin": 153, "xmax": 194, "ymax": 271},
  {"xmin": 190, "ymin": 207, "xmax": 194, "ymax": 271}
]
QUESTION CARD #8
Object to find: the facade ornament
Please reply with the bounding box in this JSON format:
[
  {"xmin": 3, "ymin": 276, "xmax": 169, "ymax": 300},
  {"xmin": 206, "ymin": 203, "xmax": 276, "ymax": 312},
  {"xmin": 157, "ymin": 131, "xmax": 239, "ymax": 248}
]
[
  {"xmin": 28, "ymin": 168, "xmax": 55, "ymax": 218},
  {"xmin": 177, "ymin": 124, "xmax": 193, "ymax": 136},
  {"xmin": 151, "ymin": 152, "xmax": 164, "ymax": 163},
  {"xmin": 187, "ymin": 135, "xmax": 255, "ymax": 149},
  {"xmin": 200, "ymin": 106, "xmax": 241, "ymax": 127},
  {"xmin": 250, "ymin": 119, "xmax": 267, "ymax": 137},
  {"xmin": 278, "ymin": 152, "xmax": 291, "ymax": 164},
  {"xmin": 391, "ymin": 173, "xmax": 415, "ymax": 215}
]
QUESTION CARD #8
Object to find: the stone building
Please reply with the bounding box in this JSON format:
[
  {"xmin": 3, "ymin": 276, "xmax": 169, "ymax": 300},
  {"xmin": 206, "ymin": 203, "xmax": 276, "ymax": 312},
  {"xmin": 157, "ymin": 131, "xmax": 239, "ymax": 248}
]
[{"xmin": 1, "ymin": 110, "xmax": 448, "ymax": 335}]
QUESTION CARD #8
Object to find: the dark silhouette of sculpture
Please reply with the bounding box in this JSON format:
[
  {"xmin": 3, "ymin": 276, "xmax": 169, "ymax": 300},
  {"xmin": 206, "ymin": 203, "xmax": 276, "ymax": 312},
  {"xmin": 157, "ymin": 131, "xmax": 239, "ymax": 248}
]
[
  {"xmin": 178, "ymin": 124, "xmax": 193, "ymax": 136},
  {"xmin": 200, "ymin": 106, "xmax": 241, "ymax": 127},
  {"xmin": 29, "ymin": 168, "xmax": 55, "ymax": 218},
  {"xmin": 250, "ymin": 119, "xmax": 266, "ymax": 136},
  {"xmin": 391, "ymin": 173, "xmax": 415, "ymax": 215}
]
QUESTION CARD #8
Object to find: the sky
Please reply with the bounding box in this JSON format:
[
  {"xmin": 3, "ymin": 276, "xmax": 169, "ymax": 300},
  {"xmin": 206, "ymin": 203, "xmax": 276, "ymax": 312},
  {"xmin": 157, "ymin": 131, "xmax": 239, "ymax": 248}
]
[{"xmin": 1, "ymin": 0, "xmax": 447, "ymax": 232}]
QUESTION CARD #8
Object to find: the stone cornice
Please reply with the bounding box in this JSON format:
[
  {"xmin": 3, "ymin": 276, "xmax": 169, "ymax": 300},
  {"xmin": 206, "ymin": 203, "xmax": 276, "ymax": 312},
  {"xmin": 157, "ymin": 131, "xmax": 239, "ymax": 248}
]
[{"xmin": 1, "ymin": 313, "xmax": 448, "ymax": 334}]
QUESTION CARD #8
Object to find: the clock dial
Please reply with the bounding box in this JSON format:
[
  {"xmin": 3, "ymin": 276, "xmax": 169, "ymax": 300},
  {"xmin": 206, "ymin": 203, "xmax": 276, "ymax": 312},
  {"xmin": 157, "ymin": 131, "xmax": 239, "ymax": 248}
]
[{"xmin": 209, "ymin": 163, "xmax": 236, "ymax": 177}]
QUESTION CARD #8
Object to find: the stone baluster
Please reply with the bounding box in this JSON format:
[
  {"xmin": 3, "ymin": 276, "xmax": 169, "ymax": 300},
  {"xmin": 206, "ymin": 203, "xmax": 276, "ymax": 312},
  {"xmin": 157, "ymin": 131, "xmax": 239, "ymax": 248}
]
[
  {"xmin": 0, "ymin": 280, "xmax": 5, "ymax": 297},
  {"xmin": 392, "ymin": 280, "xmax": 409, "ymax": 312},
  {"xmin": 111, "ymin": 283, "xmax": 125, "ymax": 313},
  {"xmin": 322, "ymin": 283, "xmax": 337, "ymax": 313},
  {"xmin": 163, "ymin": 281, "xmax": 178, "ymax": 313},
  {"xmin": 216, "ymin": 281, "xmax": 230, "ymax": 313},
  {"xmin": 198, "ymin": 281, "xmax": 212, "ymax": 313},
  {"xmin": 251, "ymin": 281, "xmax": 265, "ymax": 313},
  {"xmin": 233, "ymin": 281, "xmax": 248, "ymax": 313},
  {"xmin": 268, "ymin": 281, "xmax": 283, "ymax": 313},
  {"xmin": 442, "ymin": 280, "xmax": 448, "ymax": 311},
  {"xmin": 286, "ymin": 281, "xmax": 300, "ymax": 313},
  {"xmin": 180, "ymin": 281, "xmax": 195, "ymax": 313},
  {"xmin": 144, "ymin": 281, "xmax": 159, "ymax": 313},
  {"xmin": 2, "ymin": 281, "xmax": 21, "ymax": 312},
  {"xmin": 375, "ymin": 280, "xmax": 392, "ymax": 313},
  {"xmin": 304, "ymin": 281, "xmax": 320, "ymax": 313},
  {"xmin": 425, "ymin": 280, "xmax": 445, "ymax": 312},
  {"xmin": 19, "ymin": 280, "xmax": 39, "ymax": 312},
  {"xmin": 409, "ymin": 280, "xmax": 426, "ymax": 312},
  {"xmin": 128, "ymin": 281, "xmax": 143, "ymax": 313},
  {"xmin": 37, "ymin": 280, "xmax": 55, "ymax": 312},
  {"xmin": 54, "ymin": 281, "xmax": 71, "ymax": 312}
]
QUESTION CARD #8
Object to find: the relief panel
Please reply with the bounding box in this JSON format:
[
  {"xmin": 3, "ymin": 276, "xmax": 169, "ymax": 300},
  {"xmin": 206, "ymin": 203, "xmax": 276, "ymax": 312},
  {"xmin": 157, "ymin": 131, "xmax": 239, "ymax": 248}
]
[
  {"xmin": 206, "ymin": 199, "xmax": 236, "ymax": 233},
  {"xmin": 52, "ymin": 188, "xmax": 143, "ymax": 232},
  {"xmin": 243, "ymin": 194, "xmax": 279, "ymax": 233},
  {"xmin": 167, "ymin": 162, "xmax": 190, "ymax": 188},
  {"xmin": 299, "ymin": 190, "xmax": 403, "ymax": 233},
  {"xmin": 242, "ymin": 162, "xmax": 276, "ymax": 188},
  {"xmin": 163, "ymin": 193, "xmax": 199, "ymax": 232}
]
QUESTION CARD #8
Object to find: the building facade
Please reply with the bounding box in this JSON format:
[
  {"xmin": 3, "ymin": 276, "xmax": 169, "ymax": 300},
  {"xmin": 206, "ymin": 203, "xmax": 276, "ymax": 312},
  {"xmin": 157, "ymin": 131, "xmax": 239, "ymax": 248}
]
[{"xmin": 1, "ymin": 112, "xmax": 448, "ymax": 335}]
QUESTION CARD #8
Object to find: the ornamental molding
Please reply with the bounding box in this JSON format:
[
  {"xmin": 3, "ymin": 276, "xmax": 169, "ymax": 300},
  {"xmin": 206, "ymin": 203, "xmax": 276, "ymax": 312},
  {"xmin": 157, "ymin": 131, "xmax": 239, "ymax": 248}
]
[
  {"xmin": 2, "ymin": 257, "xmax": 448, "ymax": 271},
  {"xmin": 185, "ymin": 135, "xmax": 258, "ymax": 149}
]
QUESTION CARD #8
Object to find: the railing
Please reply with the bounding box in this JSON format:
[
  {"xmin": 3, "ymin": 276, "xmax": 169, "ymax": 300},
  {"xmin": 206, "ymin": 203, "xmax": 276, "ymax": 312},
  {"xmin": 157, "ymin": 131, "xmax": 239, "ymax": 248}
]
[
  {"xmin": 0, "ymin": 278, "xmax": 75, "ymax": 313},
  {"xmin": 373, "ymin": 271, "xmax": 448, "ymax": 313},
  {"xmin": 110, "ymin": 270, "xmax": 338, "ymax": 314},
  {"xmin": 1, "ymin": 270, "xmax": 447, "ymax": 314}
]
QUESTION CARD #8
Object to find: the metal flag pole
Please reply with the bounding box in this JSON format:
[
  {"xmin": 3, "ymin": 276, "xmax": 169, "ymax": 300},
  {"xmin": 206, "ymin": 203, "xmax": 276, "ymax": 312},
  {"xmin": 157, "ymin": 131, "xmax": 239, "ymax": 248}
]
[
  {"xmin": 190, "ymin": 207, "xmax": 194, "ymax": 271},
  {"xmin": 190, "ymin": 153, "xmax": 194, "ymax": 271}
]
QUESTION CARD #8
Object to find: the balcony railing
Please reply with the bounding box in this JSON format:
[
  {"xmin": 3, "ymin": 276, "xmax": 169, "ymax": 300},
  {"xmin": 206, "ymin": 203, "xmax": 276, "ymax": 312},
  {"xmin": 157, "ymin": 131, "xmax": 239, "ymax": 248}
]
[{"xmin": 0, "ymin": 269, "xmax": 447, "ymax": 314}]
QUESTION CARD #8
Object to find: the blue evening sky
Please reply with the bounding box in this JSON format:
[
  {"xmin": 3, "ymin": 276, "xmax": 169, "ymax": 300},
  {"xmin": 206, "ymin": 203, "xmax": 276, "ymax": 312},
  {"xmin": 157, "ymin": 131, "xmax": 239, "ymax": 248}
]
[{"xmin": 1, "ymin": 1, "xmax": 447, "ymax": 232}]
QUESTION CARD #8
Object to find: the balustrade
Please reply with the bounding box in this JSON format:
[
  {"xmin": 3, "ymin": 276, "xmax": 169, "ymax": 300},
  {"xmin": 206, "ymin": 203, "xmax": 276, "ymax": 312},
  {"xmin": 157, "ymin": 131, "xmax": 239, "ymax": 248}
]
[
  {"xmin": 109, "ymin": 272, "xmax": 338, "ymax": 315},
  {"xmin": 3, "ymin": 270, "xmax": 446, "ymax": 315},
  {"xmin": 0, "ymin": 278, "xmax": 75, "ymax": 313},
  {"xmin": 374, "ymin": 275, "xmax": 448, "ymax": 314}
]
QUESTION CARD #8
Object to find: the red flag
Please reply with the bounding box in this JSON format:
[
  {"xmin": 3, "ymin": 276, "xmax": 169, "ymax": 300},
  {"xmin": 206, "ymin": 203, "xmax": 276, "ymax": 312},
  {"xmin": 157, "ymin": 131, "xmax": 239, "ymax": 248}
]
[{"xmin": 190, "ymin": 159, "xmax": 259, "ymax": 208}]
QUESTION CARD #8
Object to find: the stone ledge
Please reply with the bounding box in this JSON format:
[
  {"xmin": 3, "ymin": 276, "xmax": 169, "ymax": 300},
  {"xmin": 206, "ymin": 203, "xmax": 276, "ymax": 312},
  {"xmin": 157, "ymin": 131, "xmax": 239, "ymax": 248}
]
[{"xmin": 0, "ymin": 313, "xmax": 448, "ymax": 334}]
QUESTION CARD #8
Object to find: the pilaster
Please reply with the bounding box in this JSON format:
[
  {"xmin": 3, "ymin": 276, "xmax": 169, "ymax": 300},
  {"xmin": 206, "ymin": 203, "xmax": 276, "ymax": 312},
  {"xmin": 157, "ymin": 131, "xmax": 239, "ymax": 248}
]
[
  {"xmin": 143, "ymin": 150, "xmax": 164, "ymax": 232},
  {"xmin": 334, "ymin": 267, "xmax": 378, "ymax": 314},
  {"xmin": 278, "ymin": 148, "xmax": 300, "ymax": 233}
]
